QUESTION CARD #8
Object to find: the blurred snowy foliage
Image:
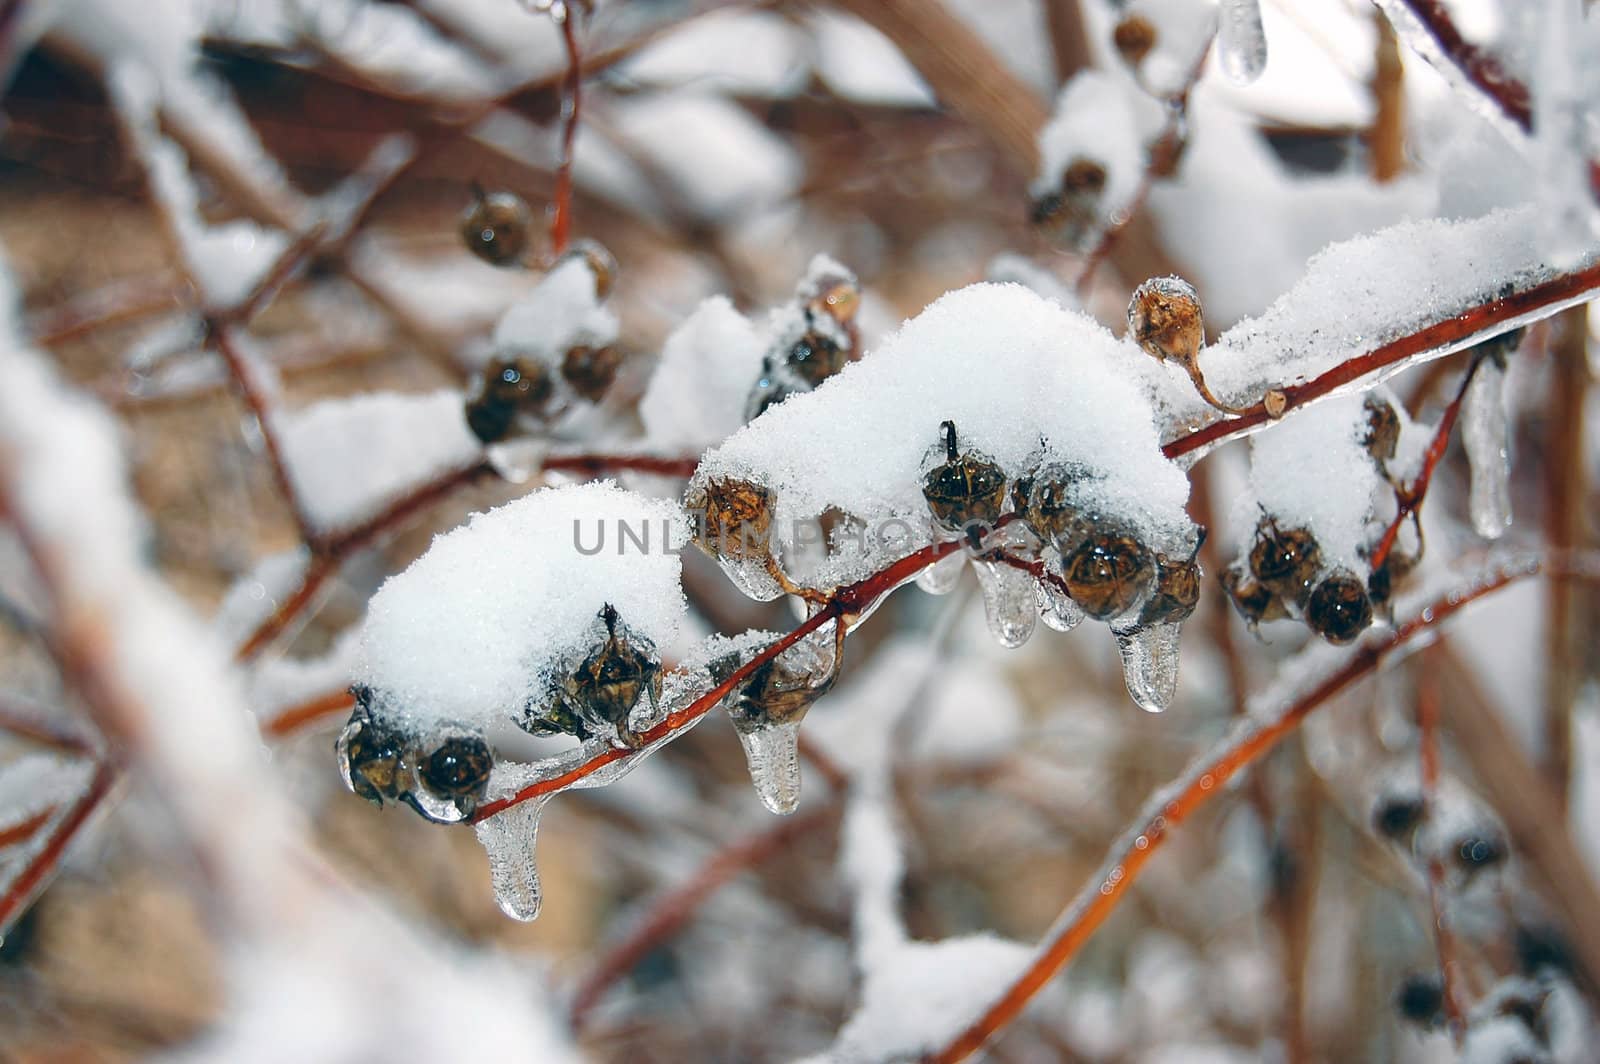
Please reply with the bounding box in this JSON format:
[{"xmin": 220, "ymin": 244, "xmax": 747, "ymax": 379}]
[{"xmin": 0, "ymin": 0, "xmax": 1597, "ymax": 1061}]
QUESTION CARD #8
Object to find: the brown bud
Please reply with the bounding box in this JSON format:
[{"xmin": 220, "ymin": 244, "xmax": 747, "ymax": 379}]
[
  {"xmin": 1113, "ymin": 15, "xmax": 1158, "ymax": 66},
  {"xmin": 461, "ymin": 188, "xmax": 532, "ymax": 268},
  {"xmin": 1128, "ymin": 276, "xmax": 1204, "ymax": 366}
]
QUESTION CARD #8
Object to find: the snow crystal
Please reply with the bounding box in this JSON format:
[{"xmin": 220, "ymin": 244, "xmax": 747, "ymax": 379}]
[
  {"xmin": 692, "ymin": 282, "xmax": 1195, "ymax": 591},
  {"xmin": 1202, "ymin": 207, "xmax": 1600, "ymax": 407},
  {"xmin": 355, "ymin": 482, "xmax": 690, "ymax": 734},
  {"xmin": 277, "ymin": 390, "xmax": 483, "ymax": 533}
]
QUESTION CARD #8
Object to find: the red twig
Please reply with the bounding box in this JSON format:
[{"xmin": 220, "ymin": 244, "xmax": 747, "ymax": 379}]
[
  {"xmin": 0, "ymin": 807, "xmax": 56, "ymax": 850},
  {"xmin": 1416, "ymin": 645, "xmax": 1467, "ymax": 1040},
  {"xmin": 568, "ymin": 802, "xmax": 839, "ymax": 1029},
  {"xmin": 1368, "ymin": 350, "xmax": 1488, "ymax": 572},
  {"xmin": 0, "ymin": 762, "xmax": 117, "ymax": 937},
  {"xmin": 550, "ymin": 8, "xmax": 583, "ymax": 256},
  {"xmin": 1381, "ymin": 0, "xmax": 1600, "ymax": 199},
  {"xmin": 927, "ymin": 561, "xmax": 1540, "ymax": 1063},
  {"xmin": 0, "ymin": 697, "xmax": 96, "ymax": 757},
  {"xmin": 263, "ymin": 689, "xmax": 356, "ymax": 739},
  {"xmin": 212, "ymin": 327, "xmax": 315, "ymax": 543},
  {"xmin": 1163, "ymin": 259, "xmax": 1600, "ymax": 460}
]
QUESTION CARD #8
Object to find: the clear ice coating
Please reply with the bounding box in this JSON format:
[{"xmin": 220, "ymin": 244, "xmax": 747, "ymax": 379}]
[
  {"xmin": 915, "ymin": 547, "xmax": 966, "ymax": 596},
  {"xmin": 473, "ymin": 796, "xmax": 551, "ymax": 921},
  {"xmin": 1112, "ymin": 620, "xmax": 1182, "ymax": 713},
  {"xmin": 1461, "ymin": 356, "xmax": 1513, "ymax": 539},
  {"xmin": 1036, "ymin": 563, "xmax": 1085, "ymax": 632},
  {"xmin": 484, "ymin": 438, "xmax": 549, "ymax": 484},
  {"xmin": 1217, "ymin": 0, "xmax": 1268, "ymax": 84},
  {"xmin": 736, "ymin": 720, "xmax": 803, "ymax": 815},
  {"xmin": 972, "ymin": 526, "xmax": 1040, "ymax": 649}
]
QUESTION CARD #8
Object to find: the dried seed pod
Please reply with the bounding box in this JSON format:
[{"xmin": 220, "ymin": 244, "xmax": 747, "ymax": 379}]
[
  {"xmin": 1020, "ymin": 464, "xmax": 1092, "ymax": 551},
  {"xmin": 518, "ymin": 693, "xmax": 591, "ymax": 742},
  {"xmin": 711, "ymin": 637, "xmax": 838, "ymax": 730},
  {"xmin": 1062, "ymin": 530, "xmax": 1154, "ymax": 621},
  {"xmin": 1221, "ymin": 565, "xmax": 1289, "ymax": 627},
  {"xmin": 1248, "ymin": 518, "xmax": 1321, "ymax": 605},
  {"xmin": 559, "ymin": 238, "xmax": 618, "ymax": 300},
  {"xmin": 1128, "ymin": 276, "xmax": 1204, "ymax": 367},
  {"xmin": 1113, "ymin": 14, "xmax": 1158, "ymax": 66},
  {"xmin": 745, "ymin": 277, "xmax": 861, "ymax": 419},
  {"xmin": 1363, "ymin": 395, "xmax": 1401, "ymax": 467},
  {"xmin": 922, "ymin": 420, "xmax": 1009, "ymax": 534},
  {"xmin": 413, "ymin": 730, "xmax": 494, "ymax": 817},
  {"xmin": 1305, "ymin": 571, "xmax": 1373, "ymax": 645},
  {"xmin": 560, "ymin": 604, "xmax": 663, "ymax": 748},
  {"xmin": 461, "ymin": 187, "xmax": 532, "ymax": 267},
  {"xmin": 1139, "ymin": 549, "xmax": 1202, "ymax": 626},
  {"xmin": 561, "ymin": 344, "xmax": 621, "ymax": 402},
  {"xmin": 465, "ymin": 357, "xmax": 555, "ymax": 443},
  {"xmin": 336, "ymin": 690, "xmax": 408, "ymax": 807},
  {"xmin": 688, "ymin": 477, "xmax": 775, "ymax": 562},
  {"xmin": 815, "ymin": 279, "xmax": 860, "ymax": 327}
]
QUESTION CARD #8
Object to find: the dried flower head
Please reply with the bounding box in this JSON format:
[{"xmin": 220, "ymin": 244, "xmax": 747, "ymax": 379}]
[
  {"xmin": 557, "ymin": 604, "xmax": 663, "ymax": 749},
  {"xmin": 922, "ymin": 420, "xmax": 1009, "ymax": 534},
  {"xmin": 1063, "ymin": 530, "xmax": 1154, "ymax": 620},
  {"xmin": 1221, "ymin": 565, "xmax": 1289, "ymax": 627},
  {"xmin": 1248, "ymin": 518, "xmax": 1321, "ymax": 605},
  {"xmin": 1113, "ymin": 14, "xmax": 1158, "ymax": 66},
  {"xmin": 1128, "ymin": 276, "xmax": 1204, "ymax": 367},
  {"xmin": 561, "ymin": 344, "xmax": 622, "ymax": 402},
  {"xmin": 689, "ymin": 478, "xmax": 776, "ymax": 562},
  {"xmin": 1139, "ymin": 546, "xmax": 1203, "ymax": 626},
  {"xmin": 414, "ymin": 730, "xmax": 494, "ymax": 818},
  {"xmin": 337, "ymin": 689, "xmax": 409, "ymax": 807}
]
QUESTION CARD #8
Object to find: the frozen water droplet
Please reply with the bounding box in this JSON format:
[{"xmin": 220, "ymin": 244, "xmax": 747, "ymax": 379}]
[
  {"xmin": 473, "ymin": 796, "xmax": 551, "ymax": 921},
  {"xmin": 1461, "ymin": 356, "xmax": 1513, "ymax": 539},
  {"xmin": 1036, "ymin": 569, "xmax": 1084, "ymax": 632},
  {"xmin": 916, "ymin": 549, "xmax": 966, "ymax": 595},
  {"xmin": 1218, "ymin": 0, "xmax": 1267, "ymax": 84},
  {"xmin": 736, "ymin": 721, "xmax": 803, "ymax": 815},
  {"xmin": 486, "ymin": 438, "xmax": 550, "ymax": 484},
  {"xmin": 1113, "ymin": 620, "xmax": 1182, "ymax": 712},
  {"xmin": 972, "ymin": 526, "xmax": 1040, "ymax": 648},
  {"xmin": 720, "ymin": 555, "xmax": 785, "ymax": 602}
]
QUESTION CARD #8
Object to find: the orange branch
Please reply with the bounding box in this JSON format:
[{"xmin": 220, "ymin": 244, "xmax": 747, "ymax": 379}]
[{"xmin": 927, "ymin": 561, "xmax": 1540, "ymax": 1062}]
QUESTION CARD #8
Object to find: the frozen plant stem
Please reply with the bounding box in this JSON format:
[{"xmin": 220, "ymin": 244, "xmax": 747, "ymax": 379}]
[
  {"xmin": 1163, "ymin": 258, "xmax": 1600, "ymax": 460},
  {"xmin": 926, "ymin": 562, "xmax": 1540, "ymax": 1063},
  {"xmin": 1368, "ymin": 349, "xmax": 1489, "ymax": 573},
  {"xmin": 550, "ymin": 8, "xmax": 583, "ymax": 257}
]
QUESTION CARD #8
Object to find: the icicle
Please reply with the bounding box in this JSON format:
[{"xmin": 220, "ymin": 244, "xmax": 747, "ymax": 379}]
[
  {"xmin": 972, "ymin": 525, "xmax": 1040, "ymax": 649},
  {"xmin": 1461, "ymin": 355, "xmax": 1513, "ymax": 539},
  {"xmin": 1217, "ymin": 0, "xmax": 1267, "ymax": 84},
  {"xmin": 1036, "ymin": 565, "xmax": 1085, "ymax": 632},
  {"xmin": 473, "ymin": 796, "xmax": 552, "ymax": 921},
  {"xmin": 1112, "ymin": 620, "xmax": 1182, "ymax": 713},
  {"xmin": 736, "ymin": 721, "xmax": 803, "ymax": 815},
  {"xmin": 485, "ymin": 438, "xmax": 550, "ymax": 484},
  {"xmin": 915, "ymin": 548, "xmax": 966, "ymax": 595}
]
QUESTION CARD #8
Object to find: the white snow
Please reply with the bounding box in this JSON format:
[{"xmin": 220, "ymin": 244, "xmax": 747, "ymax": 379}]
[
  {"xmin": 1034, "ymin": 70, "xmax": 1160, "ymax": 215},
  {"xmin": 1201, "ymin": 206, "xmax": 1600, "ymax": 407},
  {"xmin": 810, "ymin": 11, "xmax": 935, "ymax": 108},
  {"xmin": 639, "ymin": 295, "xmax": 765, "ymax": 450},
  {"xmin": 277, "ymin": 390, "xmax": 483, "ymax": 533},
  {"xmin": 492, "ymin": 253, "xmax": 617, "ymax": 366},
  {"xmin": 692, "ymin": 282, "xmax": 1195, "ymax": 592},
  {"xmin": 355, "ymin": 482, "xmax": 690, "ymax": 734}
]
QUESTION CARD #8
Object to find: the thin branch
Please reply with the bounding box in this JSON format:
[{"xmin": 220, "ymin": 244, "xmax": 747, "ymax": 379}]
[
  {"xmin": 472, "ymin": 535, "xmax": 966, "ymax": 821},
  {"xmin": 927, "ymin": 561, "xmax": 1542, "ymax": 1063},
  {"xmin": 0, "ymin": 695, "xmax": 97, "ymax": 757},
  {"xmin": 1369, "ymin": 348, "xmax": 1487, "ymax": 572},
  {"xmin": 568, "ymin": 802, "xmax": 840, "ymax": 1029},
  {"xmin": 549, "ymin": 10, "xmax": 583, "ymax": 257},
  {"xmin": 262, "ymin": 689, "xmax": 355, "ymax": 739},
  {"xmin": 1162, "ymin": 259, "xmax": 1600, "ymax": 460},
  {"xmin": 0, "ymin": 762, "xmax": 117, "ymax": 938},
  {"xmin": 1543, "ymin": 306, "xmax": 1590, "ymax": 806}
]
